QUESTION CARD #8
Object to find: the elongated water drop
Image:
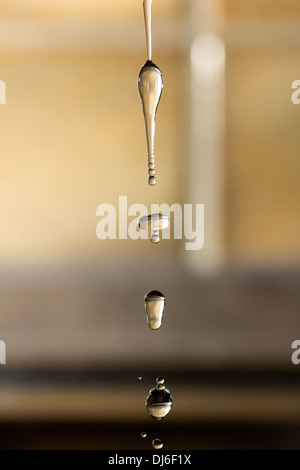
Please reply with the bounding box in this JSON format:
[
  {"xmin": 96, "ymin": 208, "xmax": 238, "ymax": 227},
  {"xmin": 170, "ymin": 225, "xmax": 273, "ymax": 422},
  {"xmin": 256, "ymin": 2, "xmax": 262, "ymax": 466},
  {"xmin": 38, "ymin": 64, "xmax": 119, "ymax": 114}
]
[
  {"xmin": 146, "ymin": 377, "xmax": 172, "ymax": 420},
  {"xmin": 138, "ymin": 61, "xmax": 163, "ymax": 186},
  {"xmin": 138, "ymin": 0, "xmax": 163, "ymax": 186},
  {"xmin": 138, "ymin": 213, "xmax": 170, "ymax": 244},
  {"xmin": 152, "ymin": 438, "xmax": 163, "ymax": 450},
  {"xmin": 144, "ymin": 290, "xmax": 166, "ymax": 330}
]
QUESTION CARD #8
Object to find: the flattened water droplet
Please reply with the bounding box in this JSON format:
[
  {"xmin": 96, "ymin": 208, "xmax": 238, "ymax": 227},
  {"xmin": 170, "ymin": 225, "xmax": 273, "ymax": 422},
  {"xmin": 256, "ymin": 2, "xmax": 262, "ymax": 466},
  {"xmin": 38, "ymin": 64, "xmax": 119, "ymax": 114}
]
[
  {"xmin": 144, "ymin": 290, "xmax": 166, "ymax": 330},
  {"xmin": 146, "ymin": 378, "xmax": 172, "ymax": 420},
  {"xmin": 138, "ymin": 214, "xmax": 170, "ymax": 244},
  {"xmin": 152, "ymin": 438, "xmax": 163, "ymax": 450},
  {"xmin": 141, "ymin": 432, "xmax": 147, "ymax": 438}
]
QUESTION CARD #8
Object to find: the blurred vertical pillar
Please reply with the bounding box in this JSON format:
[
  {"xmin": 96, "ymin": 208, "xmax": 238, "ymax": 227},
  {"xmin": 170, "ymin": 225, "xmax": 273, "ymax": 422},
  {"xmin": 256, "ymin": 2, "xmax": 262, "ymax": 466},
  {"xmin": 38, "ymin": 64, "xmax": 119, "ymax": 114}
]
[{"xmin": 184, "ymin": 0, "xmax": 225, "ymax": 274}]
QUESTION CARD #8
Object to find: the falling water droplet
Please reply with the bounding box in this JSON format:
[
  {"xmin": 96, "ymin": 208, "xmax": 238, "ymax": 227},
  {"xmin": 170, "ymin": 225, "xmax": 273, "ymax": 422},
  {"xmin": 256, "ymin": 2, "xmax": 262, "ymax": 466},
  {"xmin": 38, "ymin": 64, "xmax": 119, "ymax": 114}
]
[
  {"xmin": 152, "ymin": 438, "xmax": 163, "ymax": 450},
  {"xmin": 141, "ymin": 432, "xmax": 147, "ymax": 438},
  {"xmin": 146, "ymin": 378, "xmax": 172, "ymax": 420},
  {"xmin": 156, "ymin": 376, "xmax": 164, "ymax": 385},
  {"xmin": 144, "ymin": 290, "xmax": 166, "ymax": 330},
  {"xmin": 150, "ymin": 231, "xmax": 160, "ymax": 243},
  {"xmin": 138, "ymin": 214, "xmax": 170, "ymax": 244}
]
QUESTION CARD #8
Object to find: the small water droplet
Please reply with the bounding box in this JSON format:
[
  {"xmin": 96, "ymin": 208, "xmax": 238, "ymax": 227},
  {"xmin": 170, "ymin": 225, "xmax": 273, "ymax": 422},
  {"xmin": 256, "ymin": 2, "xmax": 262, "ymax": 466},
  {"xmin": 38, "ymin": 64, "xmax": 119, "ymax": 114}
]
[
  {"xmin": 148, "ymin": 175, "xmax": 156, "ymax": 186},
  {"xmin": 138, "ymin": 376, "xmax": 143, "ymax": 381},
  {"xmin": 141, "ymin": 432, "xmax": 147, "ymax": 438},
  {"xmin": 150, "ymin": 231, "xmax": 160, "ymax": 243},
  {"xmin": 146, "ymin": 378, "xmax": 172, "ymax": 420},
  {"xmin": 156, "ymin": 377, "xmax": 164, "ymax": 385},
  {"xmin": 144, "ymin": 290, "xmax": 166, "ymax": 330},
  {"xmin": 152, "ymin": 438, "xmax": 163, "ymax": 450}
]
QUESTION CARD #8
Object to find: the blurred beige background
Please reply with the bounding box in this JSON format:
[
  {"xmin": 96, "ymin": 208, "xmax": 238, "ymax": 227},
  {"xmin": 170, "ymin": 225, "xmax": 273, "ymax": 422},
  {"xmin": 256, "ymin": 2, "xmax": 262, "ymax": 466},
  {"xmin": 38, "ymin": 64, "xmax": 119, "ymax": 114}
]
[
  {"xmin": 0, "ymin": 0, "xmax": 300, "ymax": 450},
  {"xmin": 0, "ymin": 0, "xmax": 299, "ymax": 264}
]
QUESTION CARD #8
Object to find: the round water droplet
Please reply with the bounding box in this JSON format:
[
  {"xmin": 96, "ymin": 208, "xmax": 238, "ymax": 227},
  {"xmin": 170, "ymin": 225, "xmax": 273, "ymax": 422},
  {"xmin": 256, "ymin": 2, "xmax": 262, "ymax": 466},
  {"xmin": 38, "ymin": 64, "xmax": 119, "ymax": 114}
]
[
  {"xmin": 144, "ymin": 290, "xmax": 166, "ymax": 330},
  {"xmin": 146, "ymin": 379, "xmax": 172, "ymax": 420},
  {"xmin": 150, "ymin": 231, "xmax": 160, "ymax": 244},
  {"xmin": 138, "ymin": 376, "xmax": 143, "ymax": 381},
  {"xmin": 156, "ymin": 376, "xmax": 164, "ymax": 385},
  {"xmin": 152, "ymin": 438, "xmax": 163, "ymax": 450},
  {"xmin": 141, "ymin": 432, "xmax": 147, "ymax": 438},
  {"xmin": 148, "ymin": 176, "xmax": 156, "ymax": 186}
]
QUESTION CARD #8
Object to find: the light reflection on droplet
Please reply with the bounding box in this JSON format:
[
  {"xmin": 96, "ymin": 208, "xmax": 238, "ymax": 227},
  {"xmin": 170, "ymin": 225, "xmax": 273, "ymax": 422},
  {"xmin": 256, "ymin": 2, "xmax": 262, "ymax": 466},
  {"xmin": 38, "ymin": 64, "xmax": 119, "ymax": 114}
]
[
  {"xmin": 146, "ymin": 377, "xmax": 172, "ymax": 420},
  {"xmin": 152, "ymin": 438, "xmax": 163, "ymax": 450},
  {"xmin": 138, "ymin": 214, "xmax": 170, "ymax": 244},
  {"xmin": 144, "ymin": 290, "xmax": 166, "ymax": 330},
  {"xmin": 156, "ymin": 377, "xmax": 164, "ymax": 385}
]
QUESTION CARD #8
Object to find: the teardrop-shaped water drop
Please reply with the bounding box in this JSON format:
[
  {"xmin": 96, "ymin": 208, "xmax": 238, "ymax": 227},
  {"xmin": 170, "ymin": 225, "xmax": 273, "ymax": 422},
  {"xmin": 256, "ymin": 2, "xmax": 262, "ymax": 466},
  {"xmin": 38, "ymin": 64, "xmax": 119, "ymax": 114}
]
[
  {"xmin": 138, "ymin": 61, "xmax": 163, "ymax": 186},
  {"xmin": 144, "ymin": 290, "xmax": 166, "ymax": 330}
]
